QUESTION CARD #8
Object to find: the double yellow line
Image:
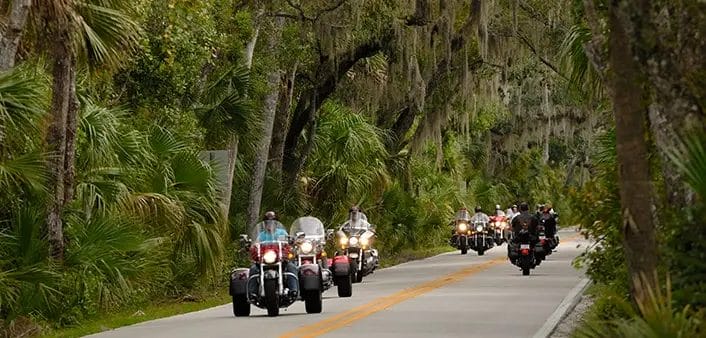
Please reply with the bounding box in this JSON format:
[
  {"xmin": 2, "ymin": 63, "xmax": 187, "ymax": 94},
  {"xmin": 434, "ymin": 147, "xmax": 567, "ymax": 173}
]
[
  {"xmin": 280, "ymin": 256, "xmax": 506, "ymax": 338},
  {"xmin": 280, "ymin": 232, "xmax": 584, "ymax": 338}
]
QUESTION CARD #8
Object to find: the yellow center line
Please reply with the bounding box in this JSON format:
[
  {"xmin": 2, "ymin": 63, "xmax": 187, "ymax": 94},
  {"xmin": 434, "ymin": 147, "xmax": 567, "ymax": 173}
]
[{"xmin": 280, "ymin": 232, "xmax": 585, "ymax": 338}]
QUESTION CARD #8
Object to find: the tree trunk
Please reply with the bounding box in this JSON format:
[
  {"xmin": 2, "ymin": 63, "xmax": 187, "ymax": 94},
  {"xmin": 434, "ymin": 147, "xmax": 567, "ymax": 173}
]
[
  {"xmin": 222, "ymin": 27, "xmax": 259, "ymax": 219},
  {"xmin": 608, "ymin": 3, "xmax": 657, "ymax": 302},
  {"xmin": 246, "ymin": 21, "xmax": 283, "ymax": 227},
  {"xmin": 63, "ymin": 56, "xmax": 79, "ymax": 205},
  {"xmin": 0, "ymin": 0, "xmax": 31, "ymax": 70},
  {"xmin": 268, "ymin": 62, "xmax": 297, "ymax": 172},
  {"xmin": 46, "ymin": 31, "xmax": 74, "ymax": 262}
]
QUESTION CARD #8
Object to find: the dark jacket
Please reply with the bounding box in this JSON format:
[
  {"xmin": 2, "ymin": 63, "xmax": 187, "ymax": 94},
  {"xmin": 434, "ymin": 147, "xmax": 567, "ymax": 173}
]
[
  {"xmin": 539, "ymin": 213, "xmax": 557, "ymax": 237},
  {"xmin": 511, "ymin": 211, "xmax": 538, "ymax": 236}
]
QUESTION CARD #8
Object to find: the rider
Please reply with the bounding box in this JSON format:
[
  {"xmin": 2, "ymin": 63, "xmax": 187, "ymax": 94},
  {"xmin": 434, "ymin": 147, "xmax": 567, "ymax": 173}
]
[
  {"xmin": 470, "ymin": 206, "xmax": 490, "ymax": 224},
  {"xmin": 539, "ymin": 205, "xmax": 557, "ymax": 239},
  {"xmin": 341, "ymin": 206, "xmax": 371, "ymax": 231},
  {"xmin": 511, "ymin": 203, "xmax": 538, "ymax": 238},
  {"xmin": 249, "ymin": 211, "xmax": 299, "ymax": 299},
  {"xmin": 340, "ymin": 205, "xmax": 378, "ymax": 266},
  {"xmin": 494, "ymin": 205, "xmax": 506, "ymax": 217}
]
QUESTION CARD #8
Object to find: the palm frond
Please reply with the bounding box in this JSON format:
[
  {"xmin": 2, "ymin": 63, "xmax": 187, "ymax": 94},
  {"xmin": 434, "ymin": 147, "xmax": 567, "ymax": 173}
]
[{"xmin": 669, "ymin": 132, "xmax": 706, "ymax": 199}]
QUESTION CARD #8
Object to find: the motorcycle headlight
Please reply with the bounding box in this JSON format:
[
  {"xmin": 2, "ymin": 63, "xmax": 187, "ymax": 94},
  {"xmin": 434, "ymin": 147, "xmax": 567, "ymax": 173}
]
[
  {"xmin": 476, "ymin": 225, "xmax": 484, "ymax": 232},
  {"xmin": 458, "ymin": 223, "xmax": 468, "ymax": 231},
  {"xmin": 300, "ymin": 241, "xmax": 313, "ymax": 254},
  {"xmin": 349, "ymin": 237, "xmax": 359, "ymax": 246},
  {"xmin": 360, "ymin": 237, "xmax": 370, "ymax": 246},
  {"xmin": 263, "ymin": 250, "xmax": 277, "ymax": 264}
]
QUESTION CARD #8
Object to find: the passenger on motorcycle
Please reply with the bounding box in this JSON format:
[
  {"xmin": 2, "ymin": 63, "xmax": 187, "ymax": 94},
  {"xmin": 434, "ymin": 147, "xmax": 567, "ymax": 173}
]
[
  {"xmin": 511, "ymin": 203, "xmax": 538, "ymax": 239},
  {"xmin": 539, "ymin": 205, "xmax": 557, "ymax": 239},
  {"xmin": 249, "ymin": 211, "xmax": 299, "ymax": 299}
]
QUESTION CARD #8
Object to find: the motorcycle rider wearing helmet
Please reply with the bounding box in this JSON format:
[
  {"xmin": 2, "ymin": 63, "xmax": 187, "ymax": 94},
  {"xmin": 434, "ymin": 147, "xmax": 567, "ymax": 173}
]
[
  {"xmin": 470, "ymin": 206, "xmax": 490, "ymax": 224},
  {"xmin": 494, "ymin": 204, "xmax": 506, "ymax": 217},
  {"xmin": 249, "ymin": 211, "xmax": 299, "ymax": 299},
  {"xmin": 511, "ymin": 203, "xmax": 538, "ymax": 238}
]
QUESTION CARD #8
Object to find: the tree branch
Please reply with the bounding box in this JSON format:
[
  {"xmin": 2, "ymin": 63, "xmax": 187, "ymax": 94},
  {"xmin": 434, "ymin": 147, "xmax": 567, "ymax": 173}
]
[{"xmin": 516, "ymin": 31, "xmax": 569, "ymax": 81}]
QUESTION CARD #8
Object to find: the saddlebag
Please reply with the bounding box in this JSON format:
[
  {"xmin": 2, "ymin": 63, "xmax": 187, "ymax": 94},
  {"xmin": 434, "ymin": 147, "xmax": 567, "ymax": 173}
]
[
  {"xmin": 298, "ymin": 263, "xmax": 321, "ymax": 291},
  {"xmin": 331, "ymin": 255, "xmax": 351, "ymax": 277},
  {"xmin": 507, "ymin": 243, "xmax": 520, "ymax": 259},
  {"xmin": 229, "ymin": 268, "xmax": 250, "ymax": 295}
]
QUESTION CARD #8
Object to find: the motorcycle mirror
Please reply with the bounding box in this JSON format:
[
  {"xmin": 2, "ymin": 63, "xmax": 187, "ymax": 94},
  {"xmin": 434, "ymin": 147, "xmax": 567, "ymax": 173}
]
[{"xmin": 326, "ymin": 229, "xmax": 334, "ymax": 239}]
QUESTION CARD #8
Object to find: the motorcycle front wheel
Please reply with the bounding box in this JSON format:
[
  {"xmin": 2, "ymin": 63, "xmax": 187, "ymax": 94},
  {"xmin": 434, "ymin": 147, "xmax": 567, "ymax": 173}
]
[
  {"xmin": 461, "ymin": 246, "xmax": 468, "ymax": 255},
  {"xmin": 478, "ymin": 249, "xmax": 485, "ymax": 256},
  {"xmin": 522, "ymin": 267, "xmax": 530, "ymax": 276},
  {"xmin": 232, "ymin": 294, "xmax": 250, "ymax": 317},
  {"xmin": 264, "ymin": 279, "xmax": 279, "ymax": 317}
]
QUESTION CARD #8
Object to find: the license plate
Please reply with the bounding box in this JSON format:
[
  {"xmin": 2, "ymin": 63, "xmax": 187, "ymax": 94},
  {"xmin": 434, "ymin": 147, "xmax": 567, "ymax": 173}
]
[
  {"xmin": 520, "ymin": 244, "xmax": 530, "ymax": 249},
  {"xmin": 349, "ymin": 253, "xmax": 359, "ymax": 258}
]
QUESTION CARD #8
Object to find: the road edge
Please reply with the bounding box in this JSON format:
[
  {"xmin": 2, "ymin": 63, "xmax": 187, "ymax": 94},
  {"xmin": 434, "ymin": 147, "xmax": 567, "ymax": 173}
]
[{"xmin": 532, "ymin": 277, "xmax": 591, "ymax": 338}]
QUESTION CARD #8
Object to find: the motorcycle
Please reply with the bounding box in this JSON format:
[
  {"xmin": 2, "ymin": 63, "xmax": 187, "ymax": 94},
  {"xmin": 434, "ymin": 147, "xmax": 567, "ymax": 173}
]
[
  {"xmin": 290, "ymin": 216, "xmax": 353, "ymax": 298},
  {"xmin": 229, "ymin": 221, "xmax": 323, "ymax": 317},
  {"xmin": 336, "ymin": 224, "xmax": 378, "ymax": 283},
  {"xmin": 508, "ymin": 229, "xmax": 537, "ymax": 276},
  {"xmin": 489, "ymin": 215, "xmax": 511, "ymax": 245},
  {"xmin": 468, "ymin": 220, "xmax": 495, "ymax": 256},
  {"xmin": 450, "ymin": 219, "xmax": 471, "ymax": 254}
]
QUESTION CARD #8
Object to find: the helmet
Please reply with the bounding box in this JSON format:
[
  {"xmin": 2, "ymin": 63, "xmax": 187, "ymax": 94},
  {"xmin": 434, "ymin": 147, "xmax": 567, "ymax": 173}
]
[
  {"xmin": 495, "ymin": 204, "xmax": 501, "ymax": 210},
  {"xmin": 474, "ymin": 206, "xmax": 482, "ymax": 213},
  {"xmin": 263, "ymin": 211, "xmax": 277, "ymax": 220},
  {"xmin": 519, "ymin": 203, "xmax": 529, "ymax": 211}
]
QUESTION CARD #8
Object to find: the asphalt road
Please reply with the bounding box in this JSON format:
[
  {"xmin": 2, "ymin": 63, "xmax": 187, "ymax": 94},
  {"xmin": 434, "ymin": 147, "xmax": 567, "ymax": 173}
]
[{"xmin": 88, "ymin": 229, "xmax": 587, "ymax": 338}]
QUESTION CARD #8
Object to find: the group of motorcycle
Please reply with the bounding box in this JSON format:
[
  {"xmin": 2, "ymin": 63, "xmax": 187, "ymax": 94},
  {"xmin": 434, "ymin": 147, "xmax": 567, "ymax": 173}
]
[
  {"xmin": 450, "ymin": 207, "xmax": 511, "ymax": 256},
  {"xmin": 450, "ymin": 204, "xmax": 560, "ymax": 276},
  {"xmin": 228, "ymin": 208, "xmax": 379, "ymax": 317}
]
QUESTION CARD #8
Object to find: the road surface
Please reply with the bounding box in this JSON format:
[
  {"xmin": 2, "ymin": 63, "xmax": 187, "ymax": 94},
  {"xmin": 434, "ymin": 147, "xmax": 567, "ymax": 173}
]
[{"xmin": 89, "ymin": 229, "xmax": 587, "ymax": 338}]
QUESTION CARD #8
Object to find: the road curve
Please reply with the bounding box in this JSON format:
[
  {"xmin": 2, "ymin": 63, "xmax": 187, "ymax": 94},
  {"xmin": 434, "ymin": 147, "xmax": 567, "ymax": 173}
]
[{"xmin": 88, "ymin": 229, "xmax": 587, "ymax": 338}]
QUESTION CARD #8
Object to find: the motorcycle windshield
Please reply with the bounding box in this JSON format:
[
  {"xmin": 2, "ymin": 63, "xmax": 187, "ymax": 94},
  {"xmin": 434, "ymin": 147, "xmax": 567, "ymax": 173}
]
[
  {"xmin": 455, "ymin": 210, "xmax": 471, "ymax": 221},
  {"xmin": 290, "ymin": 216, "xmax": 325, "ymax": 243},
  {"xmin": 251, "ymin": 220, "xmax": 289, "ymax": 243}
]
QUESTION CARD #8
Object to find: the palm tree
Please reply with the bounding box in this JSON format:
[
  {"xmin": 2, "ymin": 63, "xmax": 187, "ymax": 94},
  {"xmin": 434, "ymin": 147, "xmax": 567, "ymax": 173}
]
[{"xmin": 35, "ymin": 0, "xmax": 142, "ymax": 260}]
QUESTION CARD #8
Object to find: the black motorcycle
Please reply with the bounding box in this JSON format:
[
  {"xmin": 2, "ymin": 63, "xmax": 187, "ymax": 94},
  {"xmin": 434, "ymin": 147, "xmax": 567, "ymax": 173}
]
[
  {"xmin": 508, "ymin": 229, "xmax": 536, "ymax": 276},
  {"xmin": 468, "ymin": 220, "xmax": 495, "ymax": 256},
  {"xmin": 450, "ymin": 219, "xmax": 471, "ymax": 254}
]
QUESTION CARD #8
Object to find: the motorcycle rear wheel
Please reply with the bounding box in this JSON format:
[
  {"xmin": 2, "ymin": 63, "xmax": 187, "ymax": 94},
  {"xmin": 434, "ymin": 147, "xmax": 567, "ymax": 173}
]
[
  {"xmin": 522, "ymin": 267, "xmax": 530, "ymax": 276},
  {"xmin": 336, "ymin": 275, "xmax": 352, "ymax": 297},
  {"xmin": 304, "ymin": 290, "xmax": 323, "ymax": 313},
  {"xmin": 264, "ymin": 279, "xmax": 279, "ymax": 317},
  {"xmin": 354, "ymin": 270, "xmax": 364, "ymax": 283},
  {"xmin": 232, "ymin": 294, "xmax": 250, "ymax": 317}
]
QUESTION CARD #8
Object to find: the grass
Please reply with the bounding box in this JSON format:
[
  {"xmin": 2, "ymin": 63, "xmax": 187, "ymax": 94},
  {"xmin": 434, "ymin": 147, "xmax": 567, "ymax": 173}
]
[
  {"xmin": 42, "ymin": 291, "xmax": 231, "ymax": 338},
  {"xmin": 43, "ymin": 246, "xmax": 454, "ymax": 337}
]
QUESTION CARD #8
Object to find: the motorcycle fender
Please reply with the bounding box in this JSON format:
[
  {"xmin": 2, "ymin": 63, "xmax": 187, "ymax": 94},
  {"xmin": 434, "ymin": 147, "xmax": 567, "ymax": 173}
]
[
  {"xmin": 332, "ymin": 256, "xmax": 351, "ymax": 276},
  {"xmin": 229, "ymin": 268, "xmax": 249, "ymax": 295},
  {"xmin": 299, "ymin": 263, "xmax": 321, "ymax": 291}
]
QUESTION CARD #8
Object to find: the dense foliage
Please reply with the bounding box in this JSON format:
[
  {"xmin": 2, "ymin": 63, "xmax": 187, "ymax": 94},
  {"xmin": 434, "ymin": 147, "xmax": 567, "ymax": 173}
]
[{"xmin": 0, "ymin": 0, "xmax": 704, "ymax": 336}]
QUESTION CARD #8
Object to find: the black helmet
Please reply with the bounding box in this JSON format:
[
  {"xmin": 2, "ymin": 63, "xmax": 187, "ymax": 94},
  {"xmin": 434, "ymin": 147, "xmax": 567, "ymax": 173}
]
[
  {"xmin": 474, "ymin": 206, "xmax": 482, "ymax": 213},
  {"xmin": 519, "ymin": 203, "xmax": 529, "ymax": 211},
  {"xmin": 349, "ymin": 205, "xmax": 360, "ymax": 213}
]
